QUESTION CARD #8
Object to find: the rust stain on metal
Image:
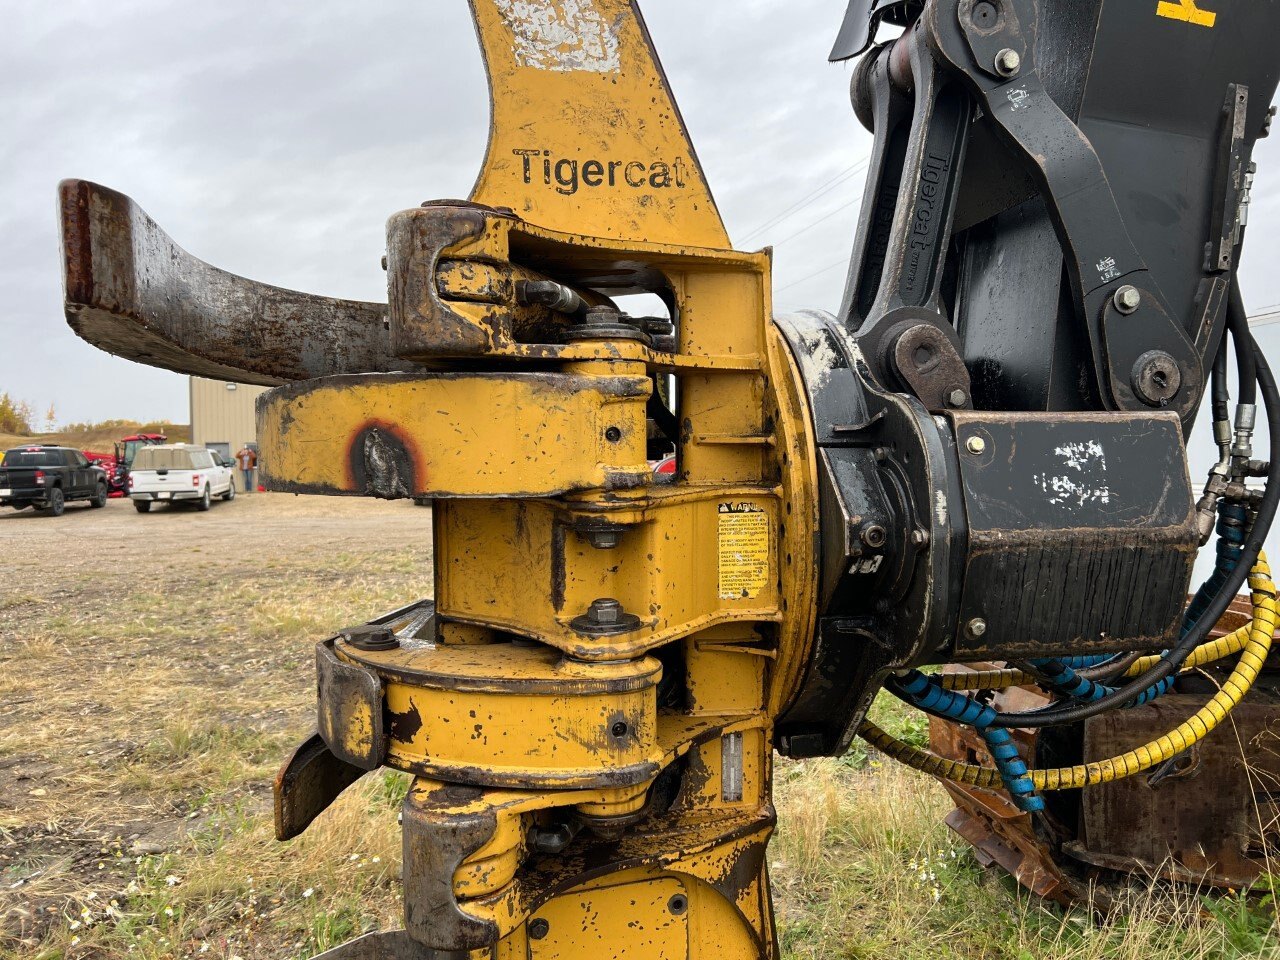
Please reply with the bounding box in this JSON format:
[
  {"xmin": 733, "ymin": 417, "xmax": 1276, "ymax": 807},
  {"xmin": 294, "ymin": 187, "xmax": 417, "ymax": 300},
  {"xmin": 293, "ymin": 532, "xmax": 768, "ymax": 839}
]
[
  {"xmin": 932, "ymin": 600, "xmax": 1280, "ymax": 903},
  {"xmin": 58, "ymin": 179, "xmax": 417, "ymax": 384},
  {"xmin": 388, "ymin": 698, "xmax": 424, "ymax": 745}
]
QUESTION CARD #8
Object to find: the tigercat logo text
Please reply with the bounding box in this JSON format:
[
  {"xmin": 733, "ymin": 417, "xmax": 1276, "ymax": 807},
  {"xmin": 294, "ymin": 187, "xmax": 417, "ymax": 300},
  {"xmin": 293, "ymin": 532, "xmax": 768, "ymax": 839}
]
[
  {"xmin": 1156, "ymin": 0, "xmax": 1217, "ymax": 28},
  {"xmin": 513, "ymin": 149, "xmax": 692, "ymax": 195}
]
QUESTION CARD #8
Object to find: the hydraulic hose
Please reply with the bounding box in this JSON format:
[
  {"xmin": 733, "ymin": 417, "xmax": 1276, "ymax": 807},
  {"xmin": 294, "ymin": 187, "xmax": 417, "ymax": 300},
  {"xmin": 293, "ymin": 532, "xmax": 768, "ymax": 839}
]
[
  {"xmin": 1229, "ymin": 281, "xmax": 1258, "ymax": 407},
  {"xmin": 1212, "ymin": 338, "xmax": 1231, "ymax": 425},
  {"xmin": 888, "ymin": 671, "xmax": 1043, "ymax": 811},
  {"xmin": 859, "ymin": 558, "xmax": 1277, "ymax": 792},
  {"xmin": 939, "ymin": 619, "xmax": 1254, "ymax": 693}
]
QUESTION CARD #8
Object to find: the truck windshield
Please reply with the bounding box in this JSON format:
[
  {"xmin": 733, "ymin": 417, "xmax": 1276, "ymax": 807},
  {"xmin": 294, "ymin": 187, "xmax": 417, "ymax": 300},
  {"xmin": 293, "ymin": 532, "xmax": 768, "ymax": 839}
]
[
  {"xmin": 2, "ymin": 450, "xmax": 63, "ymax": 467},
  {"xmin": 132, "ymin": 447, "xmax": 198, "ymax": 470}
]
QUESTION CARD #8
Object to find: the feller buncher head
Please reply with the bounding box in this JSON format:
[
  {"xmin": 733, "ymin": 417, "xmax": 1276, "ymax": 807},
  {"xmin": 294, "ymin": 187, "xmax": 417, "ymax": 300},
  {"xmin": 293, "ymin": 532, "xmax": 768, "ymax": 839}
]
[{"xmin": 59, "ymin": 0, "xmax": 1280, "ymax": 955}]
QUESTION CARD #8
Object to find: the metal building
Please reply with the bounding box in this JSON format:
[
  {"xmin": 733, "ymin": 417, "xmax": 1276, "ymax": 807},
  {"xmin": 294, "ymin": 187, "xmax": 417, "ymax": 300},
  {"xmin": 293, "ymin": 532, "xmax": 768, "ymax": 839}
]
[{"xmin": 188, "ymin": 377, "xmax": 268, "ymax": 481}]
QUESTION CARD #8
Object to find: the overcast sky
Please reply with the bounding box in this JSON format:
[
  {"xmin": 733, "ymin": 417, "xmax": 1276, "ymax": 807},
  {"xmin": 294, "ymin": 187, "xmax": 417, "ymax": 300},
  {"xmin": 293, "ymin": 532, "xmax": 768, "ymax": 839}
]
[{"xmin": 4, "ymin": 0, "xmax": 1280, "ymax": 437}]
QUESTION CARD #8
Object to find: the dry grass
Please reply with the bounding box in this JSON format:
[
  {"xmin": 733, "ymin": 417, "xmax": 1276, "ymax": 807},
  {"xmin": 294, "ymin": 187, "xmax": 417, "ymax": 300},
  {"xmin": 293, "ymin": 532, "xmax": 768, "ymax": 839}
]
[
  {"xmin": 2, "ymin": 495, "xmax": 1277, "ymax": 959},
  {"xmin": 0, "ymin": 422, "xmax": 190, "ymax": 455},
  {"xmin": 773, "ymin": 752, "xmax": 1279, "ymax": 960}
]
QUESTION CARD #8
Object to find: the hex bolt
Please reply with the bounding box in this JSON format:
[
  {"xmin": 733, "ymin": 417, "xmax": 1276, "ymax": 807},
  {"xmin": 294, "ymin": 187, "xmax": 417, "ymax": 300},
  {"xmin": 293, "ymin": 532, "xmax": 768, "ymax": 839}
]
[
  {"xmin": 583, "ymin": 304, "xmax": 623, "ymax": 326},
  {"xmin": 667, "ymin": 894, "xmax": 688, "ymax": 916},
  {"xmin": 529, "ymin": 918, "xmax": 550, "ymax": 940},
  {"xmin": 586, "ymin": 598, "xmax": 623, "ymax": 625},
  {"xmin": 860, "ymin": 523, "xmax": 888, "ymax": 549},
  {"xmin": 994, "ymin": 48, "xmax": 1021, "ymax": 78},
  {"xmin": 570, "ymin": 596, "xmax": 641, "ymax": 637},
  {"xmin": 946, "ymin": 388, "xmax": 969, "ymax": 408},
  {"xmin": 1113, "ymin": 285, "xmax": 1142, "ymax": 314},
  {"xmin": 586, "ymin": 528, "xmax": 621, "ymax": 549},
  {"xmin": 966, "ymin": 618, "xmax": 988, "ymax": 639},
  {"xmin": 911, "ymin": 529, "xmax": 930, "ymax": 547},
  {"xmin": 343, "ymin": 624, "xmax": 399, "ymax": 651},
  {"xmin": 965, "ymin": 435, "xmax": 987, "ymax": 456},
  {"xmin": 565, "ymin": 303, "xmax": 649, "ymax": 345}
]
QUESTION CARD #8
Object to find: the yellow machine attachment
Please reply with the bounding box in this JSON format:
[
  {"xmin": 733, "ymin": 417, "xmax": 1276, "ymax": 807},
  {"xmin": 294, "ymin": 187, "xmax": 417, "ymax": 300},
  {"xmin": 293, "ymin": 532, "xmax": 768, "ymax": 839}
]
[{"xmin": 262, "ymin": 3, "xmax": 817, "ymax": 955}]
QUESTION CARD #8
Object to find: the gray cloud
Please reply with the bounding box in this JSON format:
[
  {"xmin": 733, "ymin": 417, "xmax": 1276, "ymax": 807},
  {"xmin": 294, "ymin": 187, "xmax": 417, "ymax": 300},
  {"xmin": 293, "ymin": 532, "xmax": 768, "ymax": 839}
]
[{"xmin": 4, "ymin": 0, "xmax": 1279, "ymax": 439}]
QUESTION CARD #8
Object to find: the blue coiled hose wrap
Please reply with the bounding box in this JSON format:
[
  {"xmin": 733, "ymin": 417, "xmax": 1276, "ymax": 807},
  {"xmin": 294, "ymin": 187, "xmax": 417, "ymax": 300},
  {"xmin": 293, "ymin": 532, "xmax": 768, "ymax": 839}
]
[
  {"xmin": 892, "ymin": 671, "xmax": 1044, "ymax": 812},
  {"xmin": 884, "ymin": 500, "xmax": 1247, "ymax": 813}
]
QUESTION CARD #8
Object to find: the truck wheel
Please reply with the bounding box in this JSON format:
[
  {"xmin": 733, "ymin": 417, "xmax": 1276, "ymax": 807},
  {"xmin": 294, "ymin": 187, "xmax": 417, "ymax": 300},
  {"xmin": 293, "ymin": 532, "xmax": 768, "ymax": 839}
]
[
  {"xmin": 91, "ymin": 482, "xmax": 108, "ymax": 508},
  {"xmin": 197, "ymin": 486, "xmax": 212, "ymax": 512},
  {"xmin": 44, "ymin": 488, "xmax": 65, "ymax": 517},
  {"xmin": 222, "ymin": 481, "xmax": 236, "ymax": 501},
  {"xmin": 134, "ymin": 500, "xmax": 152, "ymax": 513}
]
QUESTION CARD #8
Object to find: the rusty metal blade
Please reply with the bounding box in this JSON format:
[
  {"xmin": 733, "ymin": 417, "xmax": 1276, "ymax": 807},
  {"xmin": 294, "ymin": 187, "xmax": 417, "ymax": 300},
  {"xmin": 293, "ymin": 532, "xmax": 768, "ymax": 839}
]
[
  {"xmin": 273, "ymin": 732, "xmax": 367, "ymax": 841},
  {"xmin": 59, "ymin": 178, "xmax": 409, "ymax": 384}
]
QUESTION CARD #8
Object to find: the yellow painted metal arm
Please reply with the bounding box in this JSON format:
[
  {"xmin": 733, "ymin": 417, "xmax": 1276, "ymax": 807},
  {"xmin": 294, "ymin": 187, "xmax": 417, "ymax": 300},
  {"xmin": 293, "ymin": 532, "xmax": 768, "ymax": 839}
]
[{"xmin": 468, "ymin": 0, "xmax": 730, "ymax": 248}]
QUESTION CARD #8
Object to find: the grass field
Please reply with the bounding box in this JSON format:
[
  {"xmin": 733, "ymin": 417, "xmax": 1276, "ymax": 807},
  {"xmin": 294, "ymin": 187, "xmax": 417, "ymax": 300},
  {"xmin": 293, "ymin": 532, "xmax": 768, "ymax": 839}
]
[{"xmin": 1, "ymin": 495, "xmax": 1276, "ymax": 959}]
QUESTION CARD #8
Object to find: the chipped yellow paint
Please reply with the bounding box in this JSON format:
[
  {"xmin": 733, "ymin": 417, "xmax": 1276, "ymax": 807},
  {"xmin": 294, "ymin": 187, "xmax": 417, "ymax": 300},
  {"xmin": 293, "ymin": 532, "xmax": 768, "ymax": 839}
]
[
  {"xmin": 1157, "ymin": 0, "xmax": 1217, "ymax": 28},
  {"xmin": 469, "ymin": 0, "xmax": 730, "ymax": 247},
  {"xmin": 434, "ymin": 491, "xmax": 783, "ymax": 661},
  {"xmin": 274, "ymin": 3, "xmax": 824, "ymax": 955},
  {"xmin": 258, "ymin": 371, "xmax": 650, "ymax": 499}
]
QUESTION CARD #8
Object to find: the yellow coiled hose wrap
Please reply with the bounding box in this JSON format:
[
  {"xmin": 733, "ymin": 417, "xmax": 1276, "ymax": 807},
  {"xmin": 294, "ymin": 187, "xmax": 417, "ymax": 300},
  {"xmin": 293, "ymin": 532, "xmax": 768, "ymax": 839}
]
[{"xmin": 859, "ymin": 556, "xmax": 1277, "ymax": 792}]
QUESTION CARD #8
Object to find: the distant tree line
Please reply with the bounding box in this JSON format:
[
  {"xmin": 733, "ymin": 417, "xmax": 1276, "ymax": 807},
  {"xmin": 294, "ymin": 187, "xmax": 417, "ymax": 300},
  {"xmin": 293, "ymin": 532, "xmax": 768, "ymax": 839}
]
[{"xmin": 0, "ymin": 393, "xmax": 34, "ymax": 435}]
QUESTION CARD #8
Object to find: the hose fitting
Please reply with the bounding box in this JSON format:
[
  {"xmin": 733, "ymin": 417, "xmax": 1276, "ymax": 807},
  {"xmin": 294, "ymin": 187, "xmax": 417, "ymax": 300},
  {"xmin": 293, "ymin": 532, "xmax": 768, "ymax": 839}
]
[{"xmin": 1233, "ymin": 403, "xmax": 1257, "ymax": 460}]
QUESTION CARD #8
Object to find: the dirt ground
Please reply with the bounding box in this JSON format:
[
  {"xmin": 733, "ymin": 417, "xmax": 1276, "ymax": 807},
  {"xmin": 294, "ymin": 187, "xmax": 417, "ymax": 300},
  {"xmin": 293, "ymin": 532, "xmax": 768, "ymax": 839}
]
[{"xmin": 1, "ymin": 493, "xmax": 433, "ymax": 959}]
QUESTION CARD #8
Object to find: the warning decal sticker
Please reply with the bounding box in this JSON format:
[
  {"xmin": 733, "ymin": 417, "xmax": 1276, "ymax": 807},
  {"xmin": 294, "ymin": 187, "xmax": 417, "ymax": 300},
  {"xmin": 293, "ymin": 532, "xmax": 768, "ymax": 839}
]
[{"xmin": 718, "ymin": 502, "xmax": 770, "ymax": 600}]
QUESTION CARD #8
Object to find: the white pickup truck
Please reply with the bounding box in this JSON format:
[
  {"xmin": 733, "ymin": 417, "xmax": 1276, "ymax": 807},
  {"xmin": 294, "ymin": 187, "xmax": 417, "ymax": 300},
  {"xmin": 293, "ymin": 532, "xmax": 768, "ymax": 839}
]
[{"xmin": 129, "ymin": 444, "xmax": 236, "ymax": 512}]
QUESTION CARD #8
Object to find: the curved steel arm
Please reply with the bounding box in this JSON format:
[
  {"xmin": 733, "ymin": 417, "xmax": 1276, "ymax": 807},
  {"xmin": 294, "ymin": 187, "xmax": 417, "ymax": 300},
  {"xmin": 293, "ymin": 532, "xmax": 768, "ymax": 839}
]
[{"xmin": 59, "ymin": 178, "xmax": 404, "ymax": 384}]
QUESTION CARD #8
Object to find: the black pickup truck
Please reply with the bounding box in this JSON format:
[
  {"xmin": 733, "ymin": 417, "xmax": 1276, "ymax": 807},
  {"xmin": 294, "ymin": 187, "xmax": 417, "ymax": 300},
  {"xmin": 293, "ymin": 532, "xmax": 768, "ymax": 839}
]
[{"xmin": 0, "ymin": 446, "xmax": 109, "ymax": 516}]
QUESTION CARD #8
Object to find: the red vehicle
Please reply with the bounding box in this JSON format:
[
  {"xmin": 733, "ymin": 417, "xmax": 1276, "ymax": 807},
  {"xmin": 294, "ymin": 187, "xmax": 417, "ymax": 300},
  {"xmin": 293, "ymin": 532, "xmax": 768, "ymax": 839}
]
[{"xmin": 83, "ymin": 432, "xmax": 167, "ymax": 497}]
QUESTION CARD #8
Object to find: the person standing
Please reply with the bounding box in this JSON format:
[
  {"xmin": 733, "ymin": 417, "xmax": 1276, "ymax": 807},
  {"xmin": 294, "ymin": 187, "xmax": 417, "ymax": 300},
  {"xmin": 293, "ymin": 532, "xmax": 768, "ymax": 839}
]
[{"xmin": 235, "ymin": 444, "xmax": 258, "ymax": 493}]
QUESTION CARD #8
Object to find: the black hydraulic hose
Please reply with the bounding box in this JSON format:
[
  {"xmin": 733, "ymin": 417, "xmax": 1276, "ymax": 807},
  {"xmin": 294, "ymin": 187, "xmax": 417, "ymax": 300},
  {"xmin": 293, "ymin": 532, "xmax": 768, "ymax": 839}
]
[
  {"xmin": 1077, "ymin": 651, "xmax": 1143, "ymax": 683},
  {"xmin": 1229, "ymin": 281, "xmax": 1258, "ymax": 406},
  {"xmin": 1212, "ymin": 339, "xmax": 1230, "ymax": 425},
  {"xmin": 987, "ymin": 337, "xmax": 1280, "ymax": 729}
]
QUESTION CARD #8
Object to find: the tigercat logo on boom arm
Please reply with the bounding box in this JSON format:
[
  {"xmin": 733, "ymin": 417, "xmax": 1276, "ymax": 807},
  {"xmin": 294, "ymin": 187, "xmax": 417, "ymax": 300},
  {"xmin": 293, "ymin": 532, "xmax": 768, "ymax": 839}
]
[
  {"xmin": 1157, "ymin": 0, "xmax": 1217, "ymax": 28},
  {"xmin": 513, "ymin": 149, "xmax": 693, "ymax": 196}
]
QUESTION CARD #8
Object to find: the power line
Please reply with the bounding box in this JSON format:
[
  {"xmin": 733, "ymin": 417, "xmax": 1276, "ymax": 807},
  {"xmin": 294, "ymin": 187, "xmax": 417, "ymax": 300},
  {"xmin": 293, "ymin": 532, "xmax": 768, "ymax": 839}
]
[
  {"xmin": 769, "ymin": 198, "xmax": 860, "ymax": 250},
  {"xmin": 738, "ymin": 158, "xmax": 870, "ymax": 244},
  {"xmin": 739, "ymin": 164, "xmax": 859, "ymax": 242},
  {"xmin": 774, "ymin": 257, "xmax": 849, "ymax": 295}
]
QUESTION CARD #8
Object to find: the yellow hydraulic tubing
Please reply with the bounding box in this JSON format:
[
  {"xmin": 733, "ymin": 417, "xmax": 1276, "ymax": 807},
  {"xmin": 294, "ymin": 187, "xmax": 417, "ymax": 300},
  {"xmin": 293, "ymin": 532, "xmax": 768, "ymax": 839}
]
[
  {"xmin": 938, "ymin": 623, "xmax": 1261, "ymax": 692},
  {"xmin": 860, "ymin": 557, "xmax": 1278, "ymax": 792}
]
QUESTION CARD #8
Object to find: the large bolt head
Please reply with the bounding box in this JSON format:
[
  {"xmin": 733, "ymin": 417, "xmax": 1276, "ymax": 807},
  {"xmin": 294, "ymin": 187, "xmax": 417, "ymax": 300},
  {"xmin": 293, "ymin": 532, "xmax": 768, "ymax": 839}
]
[
  {"xmin": 965, "ymin": 435, "xmax": 987, "ymax": 456},
  {"xmin": 860, "ymin": 523, "xmax": 888, "ymax": 549},
  {"xmin": 994, "ymin": 48, "xmax": 1021, "ymax": 77},
  {"xmin": 583, "ymin": 304, "xmax": 623, "ymax": 326},
  {"xmin": 947, "ymin": 388, "xmax": 969, "ymax": 408},
  {"xmin": 587, "ymin": 529, "xmax": 620, "ymax": 549},
  {"xmin": 966, "ymin": 618, "xmax": 988, "ymax": 639},
  {"xmin": 1113, "ymin": 285, "xmax": 1142, "ymax": 314},
  {"xmin": 587, "ymin": 598, "xmax": 622, "ymax": 624}
]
